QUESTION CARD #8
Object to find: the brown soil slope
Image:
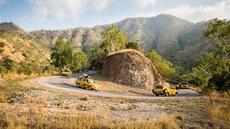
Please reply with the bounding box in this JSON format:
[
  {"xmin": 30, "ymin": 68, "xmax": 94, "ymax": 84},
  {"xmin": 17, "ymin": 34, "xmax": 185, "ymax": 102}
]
[{"xmin": 102, "ymin": 49, "xmax": 162, "ymax": 89}]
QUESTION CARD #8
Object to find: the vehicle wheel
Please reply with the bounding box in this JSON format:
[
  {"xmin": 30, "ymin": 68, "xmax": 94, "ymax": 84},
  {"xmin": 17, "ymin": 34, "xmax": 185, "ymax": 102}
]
[
  {"xmin": 164, "ymin": 89, "xmax": 169, "ymax": 96},
  {"xmin": 76, "ymin": 83, "xmax": 80, "ymax": 87},
  {"xmin": 152, "ymin": 89, "xmax": 155, "ymax": 94},
  {"xmin": 155, "ymin": 94, "xmax": 159, "ymax": 96},
  {"xmin": 88, "ymin": 87, "xmax": 92, "ymax": 90}
]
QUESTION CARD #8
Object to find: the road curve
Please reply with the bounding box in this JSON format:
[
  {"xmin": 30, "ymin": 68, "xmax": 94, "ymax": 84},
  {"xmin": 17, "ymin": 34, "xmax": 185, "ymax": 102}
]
[{"xmin": 36, "ymin": 73, "xmax": 200, "ymax": 100}]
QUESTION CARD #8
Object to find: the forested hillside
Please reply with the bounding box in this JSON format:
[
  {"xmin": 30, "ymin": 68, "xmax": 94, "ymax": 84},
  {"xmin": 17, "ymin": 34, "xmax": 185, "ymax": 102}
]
[{"xmin": 31, "ymin": 14, "xmax": 216, "ymax": 70}]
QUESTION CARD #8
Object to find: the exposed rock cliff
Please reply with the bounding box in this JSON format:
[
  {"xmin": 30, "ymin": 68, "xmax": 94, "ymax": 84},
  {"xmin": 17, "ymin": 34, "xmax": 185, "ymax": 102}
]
[{"xmin": 101, "ymin": 49, "xmax": 162, "ymax": 89}]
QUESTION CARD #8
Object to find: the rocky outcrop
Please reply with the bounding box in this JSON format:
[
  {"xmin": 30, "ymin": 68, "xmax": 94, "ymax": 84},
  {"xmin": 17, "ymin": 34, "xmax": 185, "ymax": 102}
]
[{"xmin": 101, "ymin": 49, "xmax": 162, "ymax": 89}]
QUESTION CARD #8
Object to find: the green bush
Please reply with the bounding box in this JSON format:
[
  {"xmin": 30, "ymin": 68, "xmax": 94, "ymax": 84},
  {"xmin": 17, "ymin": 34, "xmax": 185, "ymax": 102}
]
[
  {"xmin": 0, "ymin": 42, "xmax": 5, "ymax": 48},
  {"xmin": 125, "ymin": 41, "xmax": 139, "ymax": 50},
  {"xmin": 146, "ymin": 50, "xmax": 178, "ymax": 80},
  {"xmin": 0, "ymin": 48, "xmax": 4, "ymax": 54},
  {"xmin": 17, "ymin": 63, "xmax": 32, "ymax": 75}
]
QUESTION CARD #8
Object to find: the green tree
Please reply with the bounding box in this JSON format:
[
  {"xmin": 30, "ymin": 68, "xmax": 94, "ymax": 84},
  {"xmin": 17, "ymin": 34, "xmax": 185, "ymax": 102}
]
[
  {"xmin": 51, "ymin": 39, "xmax": 73, "ymax": 71},
  {"xmin": 2, "ymin": 57, "xmax": 14, "ymax": 72},
  {"xmin": 190, "ymin": 19, "xmax": 230, "ymax": 92},
  {"xmin": 203, "ymin": 18, "xmax": 230, "ymax": 69},
  {"xmin": 146, "ymin": 50, "xmax": 178, "ymax": 80},
  {"xmin": 100, "ymin": 24, "xmax": 128, "ymax": 54},
  {"xmin": 88, "ymin": 46, "xmax": 104, "ymax": 62},
  {"xmin": 71, "ymin": 52, "xmax": 88, "ymax": 71},
  {"xmin": 125, "ymin": 41, "xmax": 139, "ymax": 50},
  {"xmin": 189, "ymin": 53, "xmax": 217, "ymax": 86},
  {"xmin": 203, "ymin": 18, "xmax": 230, "ymax": 92}
]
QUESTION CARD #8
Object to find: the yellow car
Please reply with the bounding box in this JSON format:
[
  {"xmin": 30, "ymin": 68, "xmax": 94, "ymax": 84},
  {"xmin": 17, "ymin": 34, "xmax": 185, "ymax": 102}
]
[
  {"xmin": 61, "ymin": 69, "xmax": 72, "ymax": 77},
  {"xmin": 75, "ymin": 75, "xmax": 100, "ymax": 91},
  {"xmin": 152, "ymin": 83, "xmax": 178, "ymax": 96}
]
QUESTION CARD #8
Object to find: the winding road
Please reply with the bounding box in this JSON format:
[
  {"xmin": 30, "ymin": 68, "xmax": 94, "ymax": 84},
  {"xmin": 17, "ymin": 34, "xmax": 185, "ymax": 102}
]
[{"xmin": 36, "ymin": 72, "xmax": 200, "ymax": 99}]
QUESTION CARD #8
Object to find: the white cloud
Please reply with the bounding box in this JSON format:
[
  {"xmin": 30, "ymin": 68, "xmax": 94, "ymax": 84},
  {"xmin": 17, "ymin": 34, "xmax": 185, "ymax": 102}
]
[
  {"xmin": 136, "ymin": 0, "xmax": 230, "ymax": 22},
  {"xmin": 28, "ymin": 0, "xmax": 110, "ymax": 22},
  {"xmin": 0, "ymin": 0, "xmax": 7, "ymax": 5},
  {"xmin": 93, "ymin": 0, "xmax": 110, "ymax": 11},
  {"xmin": 136, "ymin": 0, "xmax": 156, "ymax": 9}
]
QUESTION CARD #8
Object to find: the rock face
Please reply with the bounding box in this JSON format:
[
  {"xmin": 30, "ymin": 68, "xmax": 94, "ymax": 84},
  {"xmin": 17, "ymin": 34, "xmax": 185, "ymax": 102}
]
[{"xmin": 101, "ymin": 49, "xmax": 162, "ymax": 89}]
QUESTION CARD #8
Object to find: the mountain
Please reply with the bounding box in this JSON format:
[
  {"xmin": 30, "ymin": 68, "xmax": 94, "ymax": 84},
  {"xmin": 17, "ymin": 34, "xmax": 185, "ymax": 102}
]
[
  {"xmin": 0, "ymin": 22, "xmax": 50, "ymax": 74},
  {"xmin": 30, "ymin": 14, "xmax": 216, "ymax": 70}
]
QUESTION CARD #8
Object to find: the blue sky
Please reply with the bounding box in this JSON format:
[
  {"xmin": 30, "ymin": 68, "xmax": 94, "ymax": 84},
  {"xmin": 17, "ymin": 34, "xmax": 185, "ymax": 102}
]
[{"xmin": 0, "ymin": 0, "xmax": 229, "ymax": 31}]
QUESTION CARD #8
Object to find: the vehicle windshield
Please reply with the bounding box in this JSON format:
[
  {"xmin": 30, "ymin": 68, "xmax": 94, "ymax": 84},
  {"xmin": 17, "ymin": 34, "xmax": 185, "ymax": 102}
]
[
  {"xmin": 170, "ymin": 86, "xmax": 175, "ymax": 89},
  {"xmin": 88, "ymin": 79, "xmax": 94, "ymax": 83},
  {"xmin": 181, "ymin": 82, "xmax": 188, "ymax": 85},
  {"xmin": 155, "ymin": 85, "xmax": 163, "ymax": 89}
]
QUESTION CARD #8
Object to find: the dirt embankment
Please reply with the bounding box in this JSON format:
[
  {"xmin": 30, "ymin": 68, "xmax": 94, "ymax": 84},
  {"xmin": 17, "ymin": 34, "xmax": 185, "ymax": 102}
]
[{"xmin": 101, "ymin": 49, "xmax": 162, "ymax": 89}]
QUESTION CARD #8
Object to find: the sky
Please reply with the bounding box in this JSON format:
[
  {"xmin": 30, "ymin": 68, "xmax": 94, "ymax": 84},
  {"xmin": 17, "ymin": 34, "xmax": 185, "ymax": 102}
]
[{"xmin": 0, "ymin": 0, "xmax": 229, "ymax": 31}]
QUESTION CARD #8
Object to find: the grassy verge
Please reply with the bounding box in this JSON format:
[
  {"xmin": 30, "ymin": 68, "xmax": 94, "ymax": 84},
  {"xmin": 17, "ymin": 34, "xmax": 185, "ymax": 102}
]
[{"xmin": 0, "ymin": 105, "xmax": 180, "ymax": 129}]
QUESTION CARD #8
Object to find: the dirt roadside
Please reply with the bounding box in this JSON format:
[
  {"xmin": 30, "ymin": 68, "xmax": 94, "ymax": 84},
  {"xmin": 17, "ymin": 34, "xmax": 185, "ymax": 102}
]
[{"xmin": 36, "ymin": 72, "xmax": 200, "ymax": 100}]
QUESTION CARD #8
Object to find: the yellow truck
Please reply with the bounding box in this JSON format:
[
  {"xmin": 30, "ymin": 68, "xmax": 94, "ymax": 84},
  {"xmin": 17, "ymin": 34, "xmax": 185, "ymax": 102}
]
[
  {"xmin": 152, "ymin": 83, "xmax": 178, "ymax": 96},
  {"xmin": 75, "ymin": 75, "xmax": 100, "ymax": 91}
]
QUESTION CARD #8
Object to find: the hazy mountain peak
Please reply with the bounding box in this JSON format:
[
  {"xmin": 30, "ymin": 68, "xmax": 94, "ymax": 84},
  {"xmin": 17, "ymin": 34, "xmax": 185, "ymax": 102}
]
[{"xmin": 0, "ymin": 22, "xmax": 25, "ymax": 34}]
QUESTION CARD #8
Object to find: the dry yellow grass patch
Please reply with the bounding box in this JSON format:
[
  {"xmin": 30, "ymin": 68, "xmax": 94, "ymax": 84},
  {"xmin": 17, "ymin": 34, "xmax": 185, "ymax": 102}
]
[{"xmin": 92, "ymin": 73, "xmax": 152, "ymax": 95}]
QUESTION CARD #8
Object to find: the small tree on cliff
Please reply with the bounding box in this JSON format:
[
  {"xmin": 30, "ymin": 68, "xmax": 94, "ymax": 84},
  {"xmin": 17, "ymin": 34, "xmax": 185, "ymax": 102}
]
[
  {"xmin": 100, "ymin": 24, "xmax": 128, "ymax": 54},
  {"xmin": 126, "ymin": 41, "xmax": 139, "ymax": 50}
]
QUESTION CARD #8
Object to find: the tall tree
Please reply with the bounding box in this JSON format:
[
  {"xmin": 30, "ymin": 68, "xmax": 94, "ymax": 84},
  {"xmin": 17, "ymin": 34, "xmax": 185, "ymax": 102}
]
[
  {"xmin": 51, "ymin": 39, "xmax": 73, "ymax": 71},
  {"xmin": 190, "ymin": 19, "xmax": 230, "ymax": 91},
  {"xmin": 146, "ymin": 50, "xmax": 178, "ymax": 80},
  {"xmin": 100, "ymin": 24, "xmax": 127, "ymax": 54},
  {"xmin": 203, "ymin": 18, "xmax": 230, "ymax": 91},
  {"xmin": 71, "ymin": 52, "xmax": 88, "ymax": 72},
  {"xmin": 189, "ymin": 53, "xmax": 217, "ymax": 86}
]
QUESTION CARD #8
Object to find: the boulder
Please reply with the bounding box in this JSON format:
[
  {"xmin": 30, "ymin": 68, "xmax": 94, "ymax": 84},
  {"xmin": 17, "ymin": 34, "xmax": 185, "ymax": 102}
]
[{"xmin": 101, "ymin": 49, "xmax": 162, "ymax": 89}]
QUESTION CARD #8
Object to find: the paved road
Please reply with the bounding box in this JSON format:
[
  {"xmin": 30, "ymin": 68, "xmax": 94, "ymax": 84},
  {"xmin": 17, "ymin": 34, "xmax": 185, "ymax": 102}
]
[{"xmin": 36, "ymin": 72, "xmax": 200, "ymax": 99}]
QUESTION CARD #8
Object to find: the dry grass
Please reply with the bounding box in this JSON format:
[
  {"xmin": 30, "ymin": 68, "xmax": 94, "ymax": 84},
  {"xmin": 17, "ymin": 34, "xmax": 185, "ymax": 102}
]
[
  {"xmin": 108, "ymin": 49, "xmax": 145, "ymax": 57},
  {"xmin": 0, "ymin": 78, "xmax": 230, "ymax": 129},
  {"xmin": 0, "ymin": 103, "xmax": 181, "ymax": 129},
  {"xmin": 208, "ymin": 97, "xmax": 230, "ymax": 128},
  {"xmin": 92, "ymin": 73, "xmax": 152, "ymax": 96},
  {"xmin": 0, "ymin": 92, "xmax": 7, "ymax": 103},
  {"xmin": 80, "ymin": 94, "xmax": 90, "ymax": 101}
]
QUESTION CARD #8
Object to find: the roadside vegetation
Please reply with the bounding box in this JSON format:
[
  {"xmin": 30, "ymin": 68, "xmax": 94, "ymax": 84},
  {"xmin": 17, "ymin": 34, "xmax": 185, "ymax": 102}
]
[{"xmin": 186, "ymin": 18, "xmax": 230, "ymax": 93}]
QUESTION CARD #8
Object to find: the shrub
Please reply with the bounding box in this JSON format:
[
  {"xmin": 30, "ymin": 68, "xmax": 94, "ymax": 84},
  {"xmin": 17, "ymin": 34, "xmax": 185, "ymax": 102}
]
[
  {"xmin": 0, "ymin": 48, "xmax": 4, "ymax": 54},
  {"xmin": 17, "ymin": 63, "xmax": 32, "ymax": 75},
  {"xmin": 0, "ymin": 42, "xmax": 5, "ymax": 48}
]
